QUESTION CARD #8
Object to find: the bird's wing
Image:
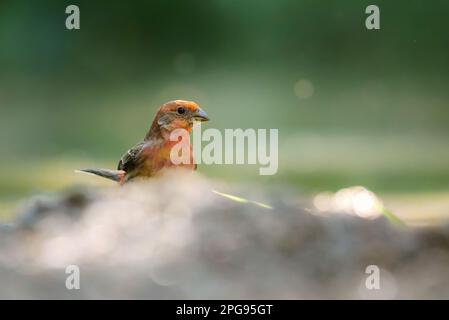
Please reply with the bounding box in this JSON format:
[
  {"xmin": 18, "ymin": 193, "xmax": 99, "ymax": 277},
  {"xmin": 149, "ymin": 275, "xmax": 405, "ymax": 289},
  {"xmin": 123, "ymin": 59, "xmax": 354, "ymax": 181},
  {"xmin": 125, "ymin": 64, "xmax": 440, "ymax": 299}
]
[{"xmin": 117, "ymin": 141, "xmax": 146, "ymax": 173}]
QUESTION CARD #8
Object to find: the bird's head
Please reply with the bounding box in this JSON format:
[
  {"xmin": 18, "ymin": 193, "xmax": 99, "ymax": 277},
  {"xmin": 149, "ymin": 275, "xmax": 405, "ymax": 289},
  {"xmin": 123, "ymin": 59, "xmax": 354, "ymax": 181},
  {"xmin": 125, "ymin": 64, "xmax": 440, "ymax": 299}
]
[{"xmin": 147, "ymin": 100, "xmax": 209, "ymax": 140}]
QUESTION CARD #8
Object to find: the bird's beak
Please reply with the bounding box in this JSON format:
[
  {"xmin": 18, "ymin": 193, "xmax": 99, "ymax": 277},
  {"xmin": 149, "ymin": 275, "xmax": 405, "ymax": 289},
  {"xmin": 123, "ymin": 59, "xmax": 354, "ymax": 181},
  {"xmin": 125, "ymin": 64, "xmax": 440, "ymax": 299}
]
[{"xmin": 194, "ymin": 108, "xmax": 210, "ymax": 122}]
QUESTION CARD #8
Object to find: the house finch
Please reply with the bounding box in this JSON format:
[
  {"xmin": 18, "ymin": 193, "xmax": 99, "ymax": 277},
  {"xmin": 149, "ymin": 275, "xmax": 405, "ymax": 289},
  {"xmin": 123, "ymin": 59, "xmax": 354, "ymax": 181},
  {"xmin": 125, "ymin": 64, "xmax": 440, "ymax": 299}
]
[{"xmin": 78, "ymin": 100, "xmax": 209, "ymax": 185}]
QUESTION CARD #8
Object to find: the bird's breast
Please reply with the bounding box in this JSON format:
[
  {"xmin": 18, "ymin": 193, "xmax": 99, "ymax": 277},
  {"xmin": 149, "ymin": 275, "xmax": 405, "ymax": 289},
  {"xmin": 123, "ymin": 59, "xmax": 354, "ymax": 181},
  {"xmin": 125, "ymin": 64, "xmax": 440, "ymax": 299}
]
[{"xmin": 134, "ymin": 140, "xmax": 195, "ymax": 178}]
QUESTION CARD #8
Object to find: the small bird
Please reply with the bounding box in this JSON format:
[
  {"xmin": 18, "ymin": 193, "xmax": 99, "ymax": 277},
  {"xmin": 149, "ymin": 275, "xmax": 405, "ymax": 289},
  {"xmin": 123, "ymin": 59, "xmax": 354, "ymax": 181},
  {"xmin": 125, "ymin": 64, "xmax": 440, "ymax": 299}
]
[{"xmin": 78, "ymin": 100, "xmax": 209, "ymax": 185}]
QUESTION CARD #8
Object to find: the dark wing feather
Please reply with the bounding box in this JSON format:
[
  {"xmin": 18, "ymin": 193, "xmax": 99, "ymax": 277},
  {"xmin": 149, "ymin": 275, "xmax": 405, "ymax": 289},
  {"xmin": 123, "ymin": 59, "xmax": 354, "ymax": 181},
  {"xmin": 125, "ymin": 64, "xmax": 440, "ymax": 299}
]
[{"xmin": 117, "ymin": 141, "xmax": 146, "ymax": 173}]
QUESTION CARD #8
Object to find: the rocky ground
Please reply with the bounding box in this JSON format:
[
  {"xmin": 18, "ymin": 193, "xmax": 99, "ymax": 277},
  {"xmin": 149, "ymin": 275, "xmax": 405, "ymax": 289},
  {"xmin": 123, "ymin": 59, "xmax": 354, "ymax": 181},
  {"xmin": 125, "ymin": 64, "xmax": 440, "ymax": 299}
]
[{"xmin": 0, "ymin": 172, "xmax": 448, "ymax": 299}]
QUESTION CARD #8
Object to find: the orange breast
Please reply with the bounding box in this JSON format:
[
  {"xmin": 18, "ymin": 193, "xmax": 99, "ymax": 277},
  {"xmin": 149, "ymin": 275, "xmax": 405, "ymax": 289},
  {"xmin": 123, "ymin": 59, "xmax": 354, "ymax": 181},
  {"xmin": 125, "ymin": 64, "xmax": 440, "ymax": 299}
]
[{"xmin": 135, "ymin": 140, "xmax": 195, "ymax": 179}]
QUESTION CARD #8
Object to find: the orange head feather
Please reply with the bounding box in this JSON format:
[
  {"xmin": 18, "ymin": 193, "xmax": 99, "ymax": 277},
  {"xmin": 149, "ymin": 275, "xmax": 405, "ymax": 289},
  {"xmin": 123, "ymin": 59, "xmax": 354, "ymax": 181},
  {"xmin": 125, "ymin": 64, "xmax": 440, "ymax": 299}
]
[{"xmin": 146, "ymin": 100, "xmax": 209, "ymax": 140}]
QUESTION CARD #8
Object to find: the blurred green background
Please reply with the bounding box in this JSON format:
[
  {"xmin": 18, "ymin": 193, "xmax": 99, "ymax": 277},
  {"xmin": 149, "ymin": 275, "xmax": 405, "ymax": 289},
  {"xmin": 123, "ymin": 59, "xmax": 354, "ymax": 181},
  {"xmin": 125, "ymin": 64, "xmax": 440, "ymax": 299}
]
[{"xmin": 1, "ymin": 0, "xmax": 448, "ymax": 216}]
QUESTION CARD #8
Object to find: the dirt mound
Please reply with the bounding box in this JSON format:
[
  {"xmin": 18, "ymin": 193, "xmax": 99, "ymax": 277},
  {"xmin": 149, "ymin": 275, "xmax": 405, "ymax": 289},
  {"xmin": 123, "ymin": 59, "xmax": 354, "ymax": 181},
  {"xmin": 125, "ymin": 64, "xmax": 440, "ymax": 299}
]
[{"xmin": 0, "ymin": 173, "xmax": 448, "ymax": 299}]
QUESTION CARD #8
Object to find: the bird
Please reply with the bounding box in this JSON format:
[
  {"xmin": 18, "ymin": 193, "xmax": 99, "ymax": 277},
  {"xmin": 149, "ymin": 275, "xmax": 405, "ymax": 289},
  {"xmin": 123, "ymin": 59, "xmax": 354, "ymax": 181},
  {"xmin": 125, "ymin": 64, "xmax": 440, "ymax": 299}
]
[{"xmin": 78, "ymin": 100, "xmax": 209, "ymax": 185}]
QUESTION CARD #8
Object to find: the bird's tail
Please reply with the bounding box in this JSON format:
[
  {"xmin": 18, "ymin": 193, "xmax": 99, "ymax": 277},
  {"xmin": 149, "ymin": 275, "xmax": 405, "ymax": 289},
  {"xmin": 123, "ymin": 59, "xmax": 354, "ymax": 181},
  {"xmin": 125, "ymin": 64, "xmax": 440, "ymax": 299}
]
[{"xmin": 75, "ymin": 168, "xmax": 125, "ymax": 183}]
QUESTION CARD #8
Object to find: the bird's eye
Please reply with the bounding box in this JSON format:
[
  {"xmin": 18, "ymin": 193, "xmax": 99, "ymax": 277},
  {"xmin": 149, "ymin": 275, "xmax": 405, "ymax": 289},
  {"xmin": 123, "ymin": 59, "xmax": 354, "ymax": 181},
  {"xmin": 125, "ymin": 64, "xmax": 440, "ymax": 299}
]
[{"xmin": 177, "ymin": 106, "xmax": 186, "ymax": 114}]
